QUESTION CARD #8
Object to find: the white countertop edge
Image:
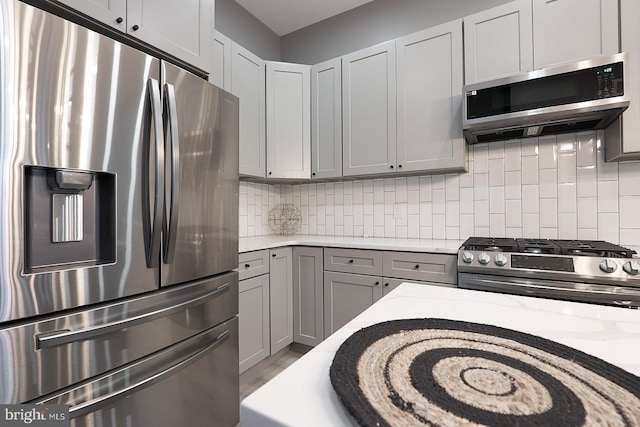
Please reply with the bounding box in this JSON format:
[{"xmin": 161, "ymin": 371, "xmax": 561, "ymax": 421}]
[
  {"xmin": 239, "ymin": 235, "xmax": 464, "ymax": 254},
  {"xmin": 240, "ymin": 283, "xmax": 640, "ymax": 427}
]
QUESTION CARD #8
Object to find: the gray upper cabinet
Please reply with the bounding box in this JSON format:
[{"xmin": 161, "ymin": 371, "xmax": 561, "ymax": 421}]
[
  {"xmin": 292, "ymin": 247, "xmax": 324, "ymax": 347},
  {"xmin": 269, "ymin": 248, "xmax": 293, "ymax": 355},
  {"xmin": 56, "ymin": 0, "xmax": 213, "ymax": 73},
  {"xmin": 266, "ymin": 62, "xmax": 311, "ymax": 180},
  {"xmin": 311, "ymin": 58, "xmax": 343, "ymax": 179},
  {"xmin": 396, "ymin": 20, "xmax": 467, "ymax": 174},
  {"xmin": 342, "ymin": 41, "xmax": 397, "ymax": 176},
  {"xmin": 532, "ymin": 0, "xmax": 619, "ymax": 69},
  {"xmin": 211, "ymin": 31, "xmax": 232, "ymax": 91},
  {"xmin": 463, "ymin": 0, "xmax": 533, "ymax": 84},
  {"xmin": 58, "ymin": 0, "xmax": 127, "ymax": 31},
  {"xmin": 606, "ymin": 0, "xmax": 640, "ymax": 161},
  {"xmin": 232, "ymin": 43, "xmax": 266, "ymax": 178}
]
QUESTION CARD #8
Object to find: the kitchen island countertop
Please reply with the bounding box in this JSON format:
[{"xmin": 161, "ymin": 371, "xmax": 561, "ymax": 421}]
[
  {"xmin": 240, "ymin": 283, "xmax": 640, "ymax": 427},
  {"xmin": 239, "ymin": 235, "xmax": 464, "ymax": 254}
]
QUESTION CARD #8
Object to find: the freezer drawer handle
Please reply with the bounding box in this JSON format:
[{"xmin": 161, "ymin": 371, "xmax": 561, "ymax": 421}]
[
  {"xmin": 35, "ymin": 283, "xmax": 230, "ymax": 349},
  {"xmin": 62, "ymin": 330, "xmax": 230, "ymax": 418}
]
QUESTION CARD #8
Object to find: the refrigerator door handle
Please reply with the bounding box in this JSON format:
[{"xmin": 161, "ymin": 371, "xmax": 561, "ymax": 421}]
[
  {"xmin": 35, "ymin": 283, "xmax": 230, "ymax": 349},
  {"xmin": 145, "ymin": 79, "xmax": 165, "ymax": 268},
  {"xmin": 37, "ymin": 328, "xmax": 231, "ymax": 418},
  {"xmin": 163, "ymin": 83, "xmax": 180, "ymax": 264}
]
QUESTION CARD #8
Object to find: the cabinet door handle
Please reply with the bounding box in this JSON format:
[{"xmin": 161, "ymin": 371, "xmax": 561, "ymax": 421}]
[
  {"xmin": 244, "ymin": 263, "xmax": 250, "ymax": 268},
  {"xmin": 348, "ymin": 259, "xmax": 354, "ymax": 264},
  {"xmin": 398, "ymin": 164, "xmax": 403, "ymax": 168},
  {"xmin": 390, "ymin": 165, "xmax": 394, "ymax": 169},
  {"xmin": 115, "ymin": 17, "xmax": 123, "ymax": 24},
  {"xmin": 414, "ymin": 264, "xmax": 420, "ymax": 269},
  {"xmin": 384, "ymin": 283, "xmax": 389, "ymax": 287},
  {"xmin": 374, "ymin": 281, "xmax": 379, "ymax": 286},
  {"xmin": 132, "ymin": 24, "xmax": 139, "ymax": 31},
  {"xmin": 272, "ymin": 253, "xmax": 277, "ymax": 258}
]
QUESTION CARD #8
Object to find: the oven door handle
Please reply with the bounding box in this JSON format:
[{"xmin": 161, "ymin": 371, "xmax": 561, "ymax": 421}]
[
  {"xmin": 35, "ymin": 283, "xmax": 230, "ymax": 349},
  {"xmin": 460, "ymin": 275, "xmax": 640, "ymax": 307}
]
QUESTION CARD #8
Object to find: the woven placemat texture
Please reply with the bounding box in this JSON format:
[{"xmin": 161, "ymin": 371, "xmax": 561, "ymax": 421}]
[{"xmin": 330, "ymin": 318, "xmax": 640, "ymax": 427}]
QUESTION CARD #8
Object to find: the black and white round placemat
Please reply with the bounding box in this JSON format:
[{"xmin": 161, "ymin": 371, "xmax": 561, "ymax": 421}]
[{"xmin": 329, "ymin": 319, "xmax": 640, "ymax": 426}]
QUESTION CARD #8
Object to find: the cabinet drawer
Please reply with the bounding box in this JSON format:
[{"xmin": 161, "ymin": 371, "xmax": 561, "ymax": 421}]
[
  {"xmin": 238, "ymin": 250, "xmax": 269, "ymax": 281},
  {"xmin": 324, "ymin": 248, "xmax": 383, "ymax": 275},
  {"xmin": 382, "ymin": 251, "xmax": 457, "ymax": 285}
]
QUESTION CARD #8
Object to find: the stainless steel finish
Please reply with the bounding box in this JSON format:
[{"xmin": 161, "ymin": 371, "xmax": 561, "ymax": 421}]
[
  {"xmin": 457, "ymin": 250, "xmax": 640, "ymax": 285},
  {"xmin": 163, "ymin": 83, "xmax": 180, "ymax": 264},
  {"xmin": 146, "ymin": 78, "xmax": 166, "ymax": 269},
  {"xmin": 160, "ymin": 61, "xmax": 239, "ymax": 287},
  {"xmin": 0, "ymin": 271, "xmax": 238, "ymax": 403},
  {"xmin": 35, "ymin": 282, "xmax": 230, "ymax": 350},
  {"xmin": 461, "ymin": 251, "xmax": 474, "ymax": 263},
  {"xmin": 478, "ymin": 252, "xmax": 491, "ymax": 265},
  {"xmin": 37, "ymin": 318, "xmax": 239, "ymax": 427},
  {"xmin": 463, "ymin": 53, "xmax": 629, "ymax": 143},
  {"xmin": 0, "ymin": 0, "xmax": 161, "ymax": 321},
  {"xmin": 458, "ymin": 273, "xmax": 640, "ymax": 308},
  {"xmin": 51, "ymin": 193, "xmax": 83, "ymax": 242}
]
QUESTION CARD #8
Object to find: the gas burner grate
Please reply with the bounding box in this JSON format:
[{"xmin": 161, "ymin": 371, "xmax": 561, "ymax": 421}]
[
  {"xmin": 551, "ymin": 240, "xmax": 637, "ymax": 258},
  {"xmin": 461, "ymin": 237, "xmax": 518, "ymax": 252},
  {"xmin": 516, "ymin": 239, "xmax": 562, "ymax": 254}
]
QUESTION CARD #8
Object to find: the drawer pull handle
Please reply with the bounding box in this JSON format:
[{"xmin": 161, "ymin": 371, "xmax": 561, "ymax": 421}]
[
  {"xmin": 272, "ymin": 253, "xmax": 276, "ymax": 257},
  {"xmin": 348, "ymin": 259, "xmax": 354, "ymax": 264},
  {"xmin": 414, "ymin": 264, "xmax": 420, "ymax": 269},
  {"xmin": 384, "ymin": 283, "xmax": 389, "ymax": 287},
  {"xmin": 374, "ymin": 281, "xmax": 379, "ymax": 286},
  {"xmin": 244, "ymin": 263, "xmax": 250, "ymax": 268}
]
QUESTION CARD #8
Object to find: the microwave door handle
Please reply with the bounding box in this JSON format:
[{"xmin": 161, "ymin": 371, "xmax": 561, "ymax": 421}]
[
  {"xmin": 163, "ymin": 83, "xmax": 180, "ymax": 264},
  {"xmin": 145, "ymin": 79, "xmax": 165, "ymax": 268},
  {"xmin": 35, "ymin": 283, "xmax": 230, "ymax": 349},
  {"xmin": 40, "ymin": 330, "xmax": 230, "ymax": 419}
]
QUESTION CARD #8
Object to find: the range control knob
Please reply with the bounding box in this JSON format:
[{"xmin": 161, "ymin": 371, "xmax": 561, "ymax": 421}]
[
  {"xmin": 462, "ymin": 251, "xmax": 474, "ymax": 263},
  {"xmin": 623, "ymin": 261, "xmax": 640, "ymax": 275},
  {"xmin": 599, "ymin": 259, "xmax": 618, "ymax": 273},
  {"xmin": 478, "ymin": 252, "xmax": 491, "ymax": 265},
  {"xmin": 494, "ymin": 253, "xmax": 508, "ymax": 266}
]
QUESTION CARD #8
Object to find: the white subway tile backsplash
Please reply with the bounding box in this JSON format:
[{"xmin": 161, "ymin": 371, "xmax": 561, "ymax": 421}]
[
  {"xmin": 538, "ymin": 136, "xmax": 557, "ymax": 169},
  {"xmin": 504, "ymin": 140, "xmax": 522, "ymax": 171},
  {"xmin": 521, "ymin": 156, "xmax": 539, "ymax": 185},
  {"xmin": 239, "ymin": 132, "xmax": 640, "ymax": 247}
]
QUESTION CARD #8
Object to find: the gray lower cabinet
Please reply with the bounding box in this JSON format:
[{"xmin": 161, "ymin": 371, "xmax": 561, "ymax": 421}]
[
  {"xmin": 238, "ymin": 274, "xmax": 270, "ymax": 373},
  {"xmin": 269, "ymin": 248, "xmax": 293, "ymax": 354},
  {"xmin": 292, "ymin": 247, "xmax": 324, "ymax": 347},
  {"xmin": 382, "ymin": 251, "xmax": 457, "ymax": 285},
  {"xmin": 383, "ymin": 277, "xmax": 456, "ymax": 295},
  {"xmin": 324, "ymin": 271, "xmax": 383, "ymax": 337}
]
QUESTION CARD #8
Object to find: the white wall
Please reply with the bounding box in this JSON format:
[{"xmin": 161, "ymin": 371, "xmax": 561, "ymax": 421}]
[{"xmin": 239, "ymin": 131, "xmax": 640, "ymax": 253}]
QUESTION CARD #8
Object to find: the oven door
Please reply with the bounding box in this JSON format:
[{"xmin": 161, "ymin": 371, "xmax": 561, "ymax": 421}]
[{"xmin": 459, "ymin": 273, "xmax": 640, "ymax": 308}]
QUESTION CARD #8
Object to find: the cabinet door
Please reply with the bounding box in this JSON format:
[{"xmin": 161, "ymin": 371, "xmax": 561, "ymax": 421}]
[
  {"xmin": 533, "ymin": 0, "xmax": 618, "ymax": 69},
  {"xmin": 323, "ymin": 272, "xmax": 383, "ymax": 337},
  {"xmin": 269, "ymin": 248, "xmax": 293, "ymax": 354},
  {"xmin": 211, "ymin": 31, "xmax": 232, "ymax": 91},
  {"xmin": 342, "ymin": 41, "xmax": 397, "ymax": 176},
  {"xmin": 126, "ymin": 0, "xmax": 213, "ymax": 73},
  {"xmin": 266, "ymin": 62, "xmax": 311, "ymax": 179},
  {"xmin": 232, "ymin": 43, "xmax": 266, "ymax": 177},
  {"xmin": 396, "ymin": 20, "xmax": 466, "ymax": 174},
  {"xmin": 606, "ymin": 0, "xmax": 640, "ymax": 161},
  {"xmin": 57, "ymin": 0, "xmax": 127, "ymax": 31},
  {"xmin": 292, "ymin": 247, "xmax": 324, "ymax": 347},
  {"xmin": 239, "ymin": 274, "xmax": 270, "ymax": 373},
  {"xmin": 311, "ymin": 58, "xmax": 343, "ymax": 179},
  {"xmin": 464, "ymin": 0, "xmax": 533, "ymax": 84}
]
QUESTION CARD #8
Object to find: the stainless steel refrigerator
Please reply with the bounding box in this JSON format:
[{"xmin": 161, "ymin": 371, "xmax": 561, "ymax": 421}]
[{"xmin": 0, "ymin": 0, "xmax": 240, "ymax": 425}]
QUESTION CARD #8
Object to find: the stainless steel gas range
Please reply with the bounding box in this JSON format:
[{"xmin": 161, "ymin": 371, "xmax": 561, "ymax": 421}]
[{"xmin": 457, "ymin": 238, "xmax": 640, "ymax": 308}]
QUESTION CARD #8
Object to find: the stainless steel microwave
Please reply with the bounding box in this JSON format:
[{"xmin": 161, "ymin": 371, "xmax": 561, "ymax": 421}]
[{"xmin": 462, "ymin": 53, "xmax": 629, "ymax": 144}]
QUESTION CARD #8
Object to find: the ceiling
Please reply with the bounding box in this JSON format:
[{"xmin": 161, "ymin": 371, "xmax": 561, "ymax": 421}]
[{"xmin": 234, "ymin": 0, "xmax": 375, "ymax": 36}]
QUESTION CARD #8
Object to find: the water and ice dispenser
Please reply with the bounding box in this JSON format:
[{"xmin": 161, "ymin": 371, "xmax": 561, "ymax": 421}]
[{"xmin": 24, "ymin": 166, "xmax": 116, "ymax": 273}]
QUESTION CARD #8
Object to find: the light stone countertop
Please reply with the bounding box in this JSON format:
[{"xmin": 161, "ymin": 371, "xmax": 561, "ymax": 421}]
[
  {"xmin": 240, "ymin": 283, "xmax": 640, "ymax": 427},
  {"xmin": 239, "ymin": 235, "xmax": 465, "ymax": 254}
]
